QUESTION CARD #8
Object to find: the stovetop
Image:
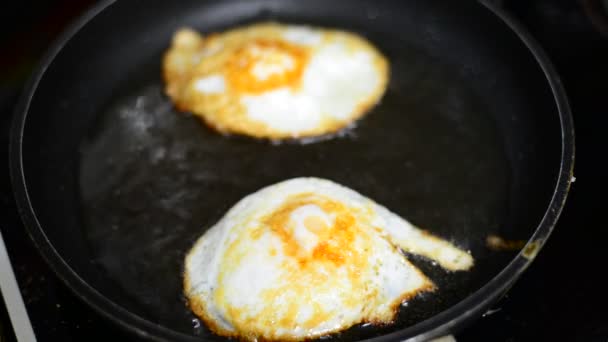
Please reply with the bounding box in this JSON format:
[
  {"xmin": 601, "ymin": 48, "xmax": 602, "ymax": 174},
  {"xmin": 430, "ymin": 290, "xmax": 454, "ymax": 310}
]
[{"xmin": 1, "ymin": 1, "xmax": 607, "ymax": 341}]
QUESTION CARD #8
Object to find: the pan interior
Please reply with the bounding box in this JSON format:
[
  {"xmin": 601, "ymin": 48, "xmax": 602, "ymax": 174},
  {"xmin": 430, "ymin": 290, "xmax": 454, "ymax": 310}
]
[{"xmin": 19, "ymin": 0, "xmax": 562, "ymax": 340}]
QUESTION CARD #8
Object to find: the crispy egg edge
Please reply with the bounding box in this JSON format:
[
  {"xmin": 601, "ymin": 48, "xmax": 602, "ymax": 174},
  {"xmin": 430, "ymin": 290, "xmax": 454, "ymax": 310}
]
[{"xmin": 181, "ymin": 177, "xmax": 446, "ymax": 341}]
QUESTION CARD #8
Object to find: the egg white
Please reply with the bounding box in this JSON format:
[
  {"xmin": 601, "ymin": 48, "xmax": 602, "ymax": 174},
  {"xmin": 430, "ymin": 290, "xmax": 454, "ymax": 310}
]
[
  {"xmin": 163, "ymin": 23, "xmax": 389, "ymax": 139},
  {"xmin": 184, "ymin": 178, "xmax": 473, "ymax": 341}
]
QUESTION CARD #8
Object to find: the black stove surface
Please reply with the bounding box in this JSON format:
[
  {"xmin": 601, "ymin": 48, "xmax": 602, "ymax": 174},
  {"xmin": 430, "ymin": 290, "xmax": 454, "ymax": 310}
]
[{"xmin": 1, "ymin": 1, "xmax": 606, "ymax": 341}]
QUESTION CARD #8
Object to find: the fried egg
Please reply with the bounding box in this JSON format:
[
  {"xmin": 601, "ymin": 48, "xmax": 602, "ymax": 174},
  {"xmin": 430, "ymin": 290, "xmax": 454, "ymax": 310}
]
[
  {"xmin": 184, "ymin": 178, "xmax": 473, "ymax": 341},
  {"xmin": 163, "ymin": 22, "xmax": 389, "ymax": 139}
]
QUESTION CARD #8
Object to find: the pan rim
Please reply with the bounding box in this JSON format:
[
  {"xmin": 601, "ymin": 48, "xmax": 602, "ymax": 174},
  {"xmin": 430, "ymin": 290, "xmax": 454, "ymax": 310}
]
[{"xmin": 9, "ymin": 0, "xmax": 575, "ymax": 341}]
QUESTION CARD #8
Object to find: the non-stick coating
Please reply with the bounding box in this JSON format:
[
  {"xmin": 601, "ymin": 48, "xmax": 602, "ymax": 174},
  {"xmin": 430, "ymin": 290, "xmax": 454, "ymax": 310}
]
[{"xmin": 14, "ymin": 0, "xmax": 567, "ymax": 340}]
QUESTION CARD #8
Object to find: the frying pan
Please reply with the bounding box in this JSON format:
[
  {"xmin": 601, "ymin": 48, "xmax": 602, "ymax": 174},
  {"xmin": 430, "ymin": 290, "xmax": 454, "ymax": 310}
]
[{"xmin": 10, "ymin": 0, "xmax": 574, "ymax": 341}]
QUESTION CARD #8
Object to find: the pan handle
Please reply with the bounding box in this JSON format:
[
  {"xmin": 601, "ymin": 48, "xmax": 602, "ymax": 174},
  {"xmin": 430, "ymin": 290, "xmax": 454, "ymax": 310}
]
[{"xmin": 0, "ymin": 230, "xmax": 37, "ymax": 342}]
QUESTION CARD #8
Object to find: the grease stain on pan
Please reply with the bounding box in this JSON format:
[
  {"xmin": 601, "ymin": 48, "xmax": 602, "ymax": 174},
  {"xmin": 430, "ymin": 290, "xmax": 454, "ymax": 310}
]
[
  {"xmin": 522, "ymin": 239, "xmax": 543, "ymax": 260},
  {"xmin": 485, "ymin": 234, "xmax": 526, "ymax": 252}
]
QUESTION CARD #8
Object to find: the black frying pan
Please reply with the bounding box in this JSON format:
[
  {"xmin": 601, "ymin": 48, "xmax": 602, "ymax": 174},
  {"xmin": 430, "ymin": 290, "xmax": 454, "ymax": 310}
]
[{"xmin": 10, "ymin": 0, "xmax": 574, "ymax": 341}]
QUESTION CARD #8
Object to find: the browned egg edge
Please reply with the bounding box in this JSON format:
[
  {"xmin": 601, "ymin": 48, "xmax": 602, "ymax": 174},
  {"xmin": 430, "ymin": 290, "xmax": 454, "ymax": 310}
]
[
  {"xmin": 161, "ymin": 25, "xmax": 390, "ymax": 140},
  {"xmin": 182, "ymin": 238, "xmax": 437, "ymax": 342}
]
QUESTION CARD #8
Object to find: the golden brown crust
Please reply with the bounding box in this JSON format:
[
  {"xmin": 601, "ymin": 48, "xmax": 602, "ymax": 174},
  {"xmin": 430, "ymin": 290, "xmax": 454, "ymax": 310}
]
[
  {"xmin": 184, "ymin": 277, "xmax": 435, "ymax": 342},
  {"xmin": 180, "ymin": 182, "xmax": 439, "ymax": 341},
  {"xmin": 182, "ymin": 213, "xmax": 435, "ymax": 341}
]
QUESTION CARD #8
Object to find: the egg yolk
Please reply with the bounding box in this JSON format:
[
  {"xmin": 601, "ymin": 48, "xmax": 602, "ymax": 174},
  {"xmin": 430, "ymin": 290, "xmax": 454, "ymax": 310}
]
[
  {"xmin": 226, "ymin": 39, "xmax": 309, "ymax": 94},
  {"xmin": 262, "ymin": 194, "xmax": 358, "ymax": 268}
]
